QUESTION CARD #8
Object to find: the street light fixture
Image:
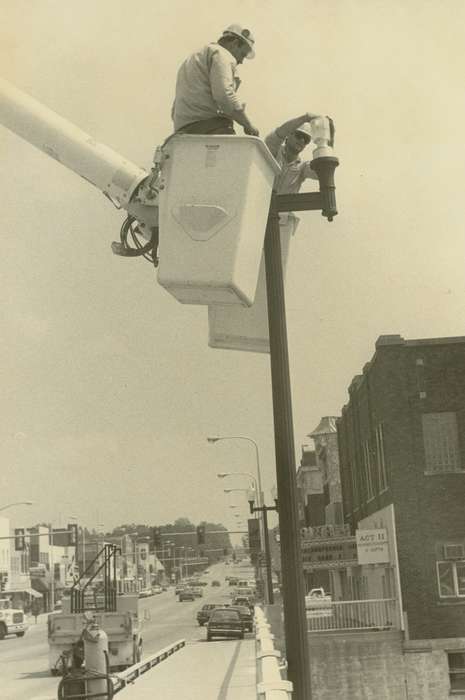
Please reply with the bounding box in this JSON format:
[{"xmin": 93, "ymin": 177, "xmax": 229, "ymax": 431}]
[
  {"xmin": 68, "ymin": 515, "xmax": 86, "ymax": 576},
  {"xmin": 0, "ymin": 501, "xmax": 34, "ymax": 513},
  {"xmin": 217, "ymin": 472, "xmax": 258, "ymax": 494},
  {"xmin": 208, "ymin": 435, "xmax": 263, "ymax": 508}
]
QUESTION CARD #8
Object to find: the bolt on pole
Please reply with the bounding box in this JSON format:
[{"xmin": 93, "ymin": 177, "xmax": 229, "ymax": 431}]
[{"xmin": 264, "ymin": 202, "xmax": 312, "ymax": 700}]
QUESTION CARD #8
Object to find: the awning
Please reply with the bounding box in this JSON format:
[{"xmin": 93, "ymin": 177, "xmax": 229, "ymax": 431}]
[
  {"xmin": 6, "ymin": 588, "xmax": 43, "ymax": 598},
  {"xmin": 31, "ymin": 578, "xmax": 49, "ymax": 593}
]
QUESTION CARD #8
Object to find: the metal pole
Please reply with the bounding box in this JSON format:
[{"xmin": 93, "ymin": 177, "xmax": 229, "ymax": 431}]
[
  {"xmin": 262, "ymin": 507, "xmax": 274, "ymax": 605},
  {"xmin": 82, "ymin": 527, "xmax": 86, "ymax": 574},
  {"xmin": 49, "ymin": 525, "xmax": 55, "ymax": 613},
  {"xmin": 264, "ymin": 202, "xmax": 312, "ymax": 699}
]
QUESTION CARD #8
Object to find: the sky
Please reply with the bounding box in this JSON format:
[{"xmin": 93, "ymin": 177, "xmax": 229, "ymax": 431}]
[{"xmin": 1, "ymin": 1, "xmax": 464, "ymax": 534}]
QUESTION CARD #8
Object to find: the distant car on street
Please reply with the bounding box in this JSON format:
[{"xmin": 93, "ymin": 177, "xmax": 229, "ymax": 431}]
[
  {"xmin": 196, "ymin": 603, "xmax": 220, "ymax": 626},
  {"xmin": 179, "ymin": 589, "xmax": 196, "ymax": 602},
  {"xmin": 232, "ymin": 596, "xmax": 254, "ymax": 612},
  {"xmin": 211, "ymin": 580, "xmax": 221, "ymax": 587},
  {"xmin": 206, "ymin": 608, "xmax": 244, "ymax": 641},
  {"xmin": 138, "ymin": 588, "xmax": 152, "ymax": 599}
]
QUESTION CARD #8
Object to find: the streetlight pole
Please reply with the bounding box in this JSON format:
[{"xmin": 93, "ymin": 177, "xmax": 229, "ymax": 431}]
[
  {"xmin": 262, "ymin": 176, "xmax": 338, "ymax": 699},
  {"xmin": 247, "ymin": 490, "xmax": 278, "ymax": 604},
  {"xmin": 208, "ymin": 436, "xmax": 263, "ymax": 508},
  {"xmin": 49, "ymin": 524, "xmax": 55, "ymax": 612}
]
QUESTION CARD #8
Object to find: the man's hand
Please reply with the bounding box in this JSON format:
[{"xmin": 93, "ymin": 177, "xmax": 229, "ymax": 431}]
[
  {"xmin": 305, "ymin": 112, "xmax": 319, "ymax": 122},
  {"xmin": 244, "ymin": 124, "xmax": 259, "ymax": 136}
]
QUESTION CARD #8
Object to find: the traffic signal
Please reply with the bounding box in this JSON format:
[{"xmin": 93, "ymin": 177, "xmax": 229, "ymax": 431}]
[
  {"xmin": 0, "ymin": 572, "xmax": 7, "ymax": 591},
  {"xmin": 14, "ymin": 528, "xmax": 25, "ymax": 551},
  {"xmin": 67, "ymin": 523, "xmax": 78, "ymax": 546},
  {"xmin": 151, "ymin": 527, "xmax": 161, "ymax": 549},
  {"xmin": 196, "ymin": 525, "xmax": 205, "ymax": 545}
]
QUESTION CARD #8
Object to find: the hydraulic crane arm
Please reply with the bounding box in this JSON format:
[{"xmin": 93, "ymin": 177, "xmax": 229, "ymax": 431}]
[{"xmin": 0, "ymin": 76, "xmax": 147, "ymax": 207}]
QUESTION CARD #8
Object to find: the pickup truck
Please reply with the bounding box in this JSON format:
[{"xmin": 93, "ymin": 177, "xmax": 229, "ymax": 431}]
[{"xmin": 304, "ymin": 588, "xmax": 333, "ymax": 618}]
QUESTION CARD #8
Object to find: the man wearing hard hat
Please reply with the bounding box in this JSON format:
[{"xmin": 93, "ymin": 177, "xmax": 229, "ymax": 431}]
[
  {"xmin": 265, "ymin": 114, "xmax": 335, "ymax": 194},
  {"xmin": 171, "ymin": 24, "xmax": 259, "ymax": 137}
]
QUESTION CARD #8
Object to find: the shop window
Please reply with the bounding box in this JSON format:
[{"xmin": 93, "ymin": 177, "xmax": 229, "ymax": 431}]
[
  {"xmin": 437, "ymin": 561, "xmax": 465, "ymax": 598},
  {"xmin": 448, "ymin": 652, "xmax": 465, "ymax": 692},
  {"xmin": 363, "ymin": 441, "xmax": 374, "ymax": 501},
  {"xmin": 422, "ymin": 412, "xmax": 462, "ymax": 473}
]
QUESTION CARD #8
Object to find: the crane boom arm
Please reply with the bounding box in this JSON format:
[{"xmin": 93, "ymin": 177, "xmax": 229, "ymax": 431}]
[{"xmin": 0, "ymin": 76, "xmax": 147, "ymax": 208}]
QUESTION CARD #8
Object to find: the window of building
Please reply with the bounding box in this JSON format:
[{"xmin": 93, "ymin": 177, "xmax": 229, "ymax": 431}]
[
  {"xmin": 422, "ymin": 412, "xmax": 462, "ymax": 473},
  {"xmin": 437, "ymin": 561, "xmax": 465, "ymax": 598},
  {"xmin": 448, "ymin": 652, "xmax": 465, "ymax": 692},
  {"xmin": 363, "ymin": 441, "xmax": 374, "ymax": 501},
  {"xmin": 348, "ymin": 460, "xmax": 359, "ymax": 512},
  {"xmin": 375, "ymin": 424, "xmax": 389, "ymax": 492}
]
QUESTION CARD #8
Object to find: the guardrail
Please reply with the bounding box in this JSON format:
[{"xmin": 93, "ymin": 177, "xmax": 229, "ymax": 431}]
[
  {"xmin": 112, "ymin": 639, "xmax": 186, "ymax": 694},
  {"xmin": 255, "ymin": 607, "xmax": 293, "ymax": 699},
  {"xmin": 306, "ymin": 598, "xmax": 398, "ymax": 632}
]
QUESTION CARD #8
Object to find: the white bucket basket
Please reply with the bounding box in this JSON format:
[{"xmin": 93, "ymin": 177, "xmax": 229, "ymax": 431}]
[
  {"xmin": 208, "ymin": 214, "xmax": 299, "ymax": 353},
  {"xmin": 157, "ymin": 135, "xmax": 280, "ymax": 306}
]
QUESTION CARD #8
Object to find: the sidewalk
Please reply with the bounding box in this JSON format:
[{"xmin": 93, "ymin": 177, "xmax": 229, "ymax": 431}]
[{"xmin": 118, "ymin": 638, "xmax": 257, "ymax": 700}]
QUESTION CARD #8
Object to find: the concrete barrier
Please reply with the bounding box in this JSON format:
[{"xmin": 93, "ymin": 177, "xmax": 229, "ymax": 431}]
[{"xmin": 255, "ymin": 608, "xmax": 293, "ymax": 699}]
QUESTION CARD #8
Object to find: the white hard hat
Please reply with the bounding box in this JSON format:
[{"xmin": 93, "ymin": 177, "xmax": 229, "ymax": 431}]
[
  {"xmin": 222, "ymin": 24, "xmax": 256, "ymax": 59},
  {"xmin": 294, "ymin": 122, "xmax": 312, "ymax": 141}
]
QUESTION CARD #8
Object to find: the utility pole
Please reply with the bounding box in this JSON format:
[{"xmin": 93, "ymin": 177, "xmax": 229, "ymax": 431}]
[
  {"xmin": 248, "ymin": 492, "xmax": 278, "ymax": 604},
  {"xmin": 264, "ymin": 155, "xmax": 338, "ymax": 700}
]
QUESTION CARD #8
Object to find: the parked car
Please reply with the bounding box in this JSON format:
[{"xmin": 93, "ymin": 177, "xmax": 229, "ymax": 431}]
[
  {"xmin": 211, "ymin": 580, "xmax": 221, "ymax": 587},
  {"xmin": 151, "ymin": 585, "xmax": 162, "ymax": 595},
  {"xmin": 229, "ymin": 605, "xmax": 254, "ymax": 632},
  {"xmin": 196, "ymin": 603, "xmax": 220, "ymax": 626},
  {"xmin": 179, "ymin": 588, "xmax": 196, "ymax": 602},
  {"xmin": 138, "ymin": 588, "xmax": 152, "ymax": 599},
  {"xmin": 206, "ymin": 608, "xmax": 244, "ymax": 641}
]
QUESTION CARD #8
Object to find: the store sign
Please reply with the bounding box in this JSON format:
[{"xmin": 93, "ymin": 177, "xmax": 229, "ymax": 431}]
[{"xmin": 356, "ymin": 529, "xmax": 390, "ymax": 564}]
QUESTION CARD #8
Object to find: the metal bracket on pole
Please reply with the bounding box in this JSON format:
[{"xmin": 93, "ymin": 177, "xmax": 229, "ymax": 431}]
[{"xmin": 257, "ymin": 648, "xmax": 281, "ymax": 660}]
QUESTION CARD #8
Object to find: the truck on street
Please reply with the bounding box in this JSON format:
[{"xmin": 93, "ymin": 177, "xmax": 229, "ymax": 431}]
[{"xmin": 0, "ymin": 598, "xmax": 28, "ymax": 639}]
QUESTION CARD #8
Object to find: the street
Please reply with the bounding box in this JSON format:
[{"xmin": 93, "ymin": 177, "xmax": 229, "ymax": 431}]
[{"xmin": 1, "ymin": 562, "xmax": 255, "ymax": 699}]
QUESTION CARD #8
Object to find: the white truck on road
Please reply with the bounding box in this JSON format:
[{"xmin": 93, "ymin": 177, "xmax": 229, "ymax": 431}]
[
  {"xmin": 0, "ymin": 598, "xmax": 28, "ymax": 639},
  {"xmin": 48, "ymin": 595, "xmax": 143, "ymax": 675},
  {"xmin": 305, "ymin": 588, "xmax": 333, "ymax": 618}
]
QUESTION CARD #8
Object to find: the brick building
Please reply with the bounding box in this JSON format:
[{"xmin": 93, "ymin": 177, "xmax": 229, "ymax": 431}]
[
  {"xmin": 337, "ymin": 334, "xmax": 465, "ymax": 644},
  {"xmin": 296, "ymin": 446, "xmax": 324, "ymax": 528}
]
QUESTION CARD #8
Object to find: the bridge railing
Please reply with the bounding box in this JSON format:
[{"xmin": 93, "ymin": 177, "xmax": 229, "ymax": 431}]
[
  {"xmin": 306, "ymin": 597, "xmax": 399, "ymax": 632},
  {"xmin": 255, "ymin": 607, "xmax": 293, "ymax": 699}
]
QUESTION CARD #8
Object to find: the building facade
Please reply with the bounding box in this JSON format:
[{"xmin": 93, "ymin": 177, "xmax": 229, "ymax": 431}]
[
  {"xmin": 296, "ymin": 445, "xmax": 324, "ymax": 527},
  {"xmin": 337, "ymin": 334, "xmax": 465, "ymax": 642},
  {"xmin": 309, "ymin": 416, "xmax": 343, "ymax": 525}
]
